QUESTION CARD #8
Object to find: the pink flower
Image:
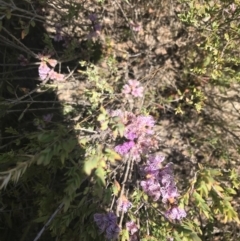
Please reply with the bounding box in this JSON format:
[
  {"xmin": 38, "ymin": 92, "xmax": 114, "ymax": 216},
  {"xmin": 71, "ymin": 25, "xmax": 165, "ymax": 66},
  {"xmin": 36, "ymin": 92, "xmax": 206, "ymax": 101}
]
[
  {"xmin": 165, "ymin": 206, "xmax": 186, "ymax": 220},
  {"xmin": 38, "ymin": 54, "xmax": 64, "ymax": 81},
  {"xmin": 48, "ymin": 70, "xmax": 64, "ymax": 81},
  {"xmin": 117, "ymin": 196, "xmax": 132, "ymax": 213},
  {"xmin": 130, "ymin": 21, "xmax": 142, "ymax": 32},
  {"xmin": 122, "ymin": 79, "xmax": 144, "ymax": 97},
  {"xmin": 140, "ymin": 178, "xmax": 161, "ymax": 201},
  {"xmin": 126, "ymin": 221, "xmax": 138, "ymax": 235},
  {"xmin": 38, "ymin": 62, "xmax": 51, "ymax": 80}
]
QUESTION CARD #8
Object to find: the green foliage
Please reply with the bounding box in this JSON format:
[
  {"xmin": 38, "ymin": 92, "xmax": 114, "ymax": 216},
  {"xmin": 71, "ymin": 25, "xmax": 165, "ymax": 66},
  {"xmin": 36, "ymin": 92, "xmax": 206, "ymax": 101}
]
[
  {"xmin": 0, "ymin": 0, "xmax": 239, "ymax": 240},
  {"xmin": 79, "ymin": 62, "xmax": 114, "ymax": 109},
  {"xmin": 179, "ymin": 0, "xmax": 240, "ymax": 84}
]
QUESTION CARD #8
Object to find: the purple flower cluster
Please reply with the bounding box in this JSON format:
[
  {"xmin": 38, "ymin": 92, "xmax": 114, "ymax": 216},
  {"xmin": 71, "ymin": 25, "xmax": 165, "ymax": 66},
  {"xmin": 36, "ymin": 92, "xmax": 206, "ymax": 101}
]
[
  {"xmin": 106, "ymin": 109, "xmax": 186, "ymax": 224},
  {"xmin": 165, "ymin": 206, "xmax": 187, "ymax": 220},
  {"xmin": 115, "ymin": 141, "xmax": 135, "ymax": 156},
  {"xmin": 140, "ymin": 155, "xmax": 186, "ymax": 220},
  {"xmin": 94, "ymin": 212, "xmax": 120, "ymax": 240},
  {"xmin": 140, "ymin": 155, "xmax": 165, "ymax": 201},
  {"xmin": 159, "ymin": 163, "xmax": 179, "ymax": 203},
  {"xmin": 112, "ymin": 110, "xmax": 158, "ymax": 161},
  {"xmin": 126, "ymin": 221, "xmax": 138, "ymax": 241},
  {"xmin": 122, "ymin": 79, "xmax": 144, "ymax": 97}
]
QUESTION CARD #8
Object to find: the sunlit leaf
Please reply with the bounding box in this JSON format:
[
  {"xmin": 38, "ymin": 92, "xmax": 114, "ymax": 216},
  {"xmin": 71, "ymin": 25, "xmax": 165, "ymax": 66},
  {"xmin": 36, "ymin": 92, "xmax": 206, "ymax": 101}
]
[
  {"xmin": 83, "ymin": 155, "xmax": 99, "ymax": 175},
  {"xmin": 97, "ymin": 113, "xmax": 106, "ymax": 121},
  {"xmin": 100, "ymin": 120, "xmax": 109, "ymax": 130},
  {"xmin": 105, "ymin": 148, "xmax": 122, "ymax": 162},
  {"xmin": 95, "ymin": 167, "xmax": 106, "ymax": 186},
  {"xmin": 21, "ymin": 28, "xmax": 29, "ymax": 39},
  {"xmin": 112, "ymin": 180, "xmax": 121, "ymax": 196}
]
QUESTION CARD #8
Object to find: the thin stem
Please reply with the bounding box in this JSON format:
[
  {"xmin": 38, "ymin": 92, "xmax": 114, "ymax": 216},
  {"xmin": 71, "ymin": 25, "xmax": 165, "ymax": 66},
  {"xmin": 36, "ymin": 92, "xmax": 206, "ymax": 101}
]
[
  {"xmin": 118, "ymin": 158, "xmax": 132, "ymax": 228},
  {"xmin": 2, "ymin": 27, "xmax": 38, "ymax": 58},
  {"xmin": 6, "ymin": 107, "xmax": 61, "ymax": 113},
  {"xmin": 113, "ymin": 0, "xmax": 138, "ymax": 43},
  {"xmin": 33, "ymin": 202, "xmax": 64, "ymax": 241},
  {"xmin": 10, "ymin": 13, "xmax": 44, "ymax": 23},
  {"xmin": 0, "ymin": 0, "xmax": 45, "ymax": 20}
]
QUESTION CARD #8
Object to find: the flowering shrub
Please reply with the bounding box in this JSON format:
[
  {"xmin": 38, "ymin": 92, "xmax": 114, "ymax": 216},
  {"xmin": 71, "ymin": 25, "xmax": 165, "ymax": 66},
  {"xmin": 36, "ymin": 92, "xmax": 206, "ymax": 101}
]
[{"xmin": 0, "ymin": 0, "xmax": 240, "ymax": 241}]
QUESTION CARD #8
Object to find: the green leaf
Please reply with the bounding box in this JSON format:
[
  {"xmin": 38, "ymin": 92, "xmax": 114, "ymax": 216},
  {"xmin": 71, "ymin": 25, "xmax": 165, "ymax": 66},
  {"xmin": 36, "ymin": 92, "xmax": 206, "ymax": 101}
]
[
  {"xmin": 224, "ymin": 33, "xmax": 229, "ymax": 42},
  {"xmin": 5, "ymin": 127, "xmax": 19, "ymax": 135},
  {"xmin": 52, "ymin": 143, "xmax": 61, "ymax": 155},
  {"xmin": 62, "ymin": 139, "xmax": 76, "ymax": 153},
  {"xmin": 112, "ymin": 180, "xmax": 121, "ymax": 196},
  {"xmin": 116, "ymin": 123, "xmax": 125, "ymax": 137},
  {"xmin": 44, "ymin": 150, "xmax": 53, "ymax": 165},
  {"xmin": 105, "ymin": 148, "xmax": 122, "ymax": 162},
  {"xmin": 189, "ymin": 233, "xmax": 202, "ymax": 241},
  {"xmin": 63, "ymin": 197, "xmax": 71, "ymax": 212},
  {"xmin": 121, "ymin": 229, "xmax": 129, "ymax": 241},
  {"xmin": 99, "ymin": 105, "xmax": 107, "ymax": 115},
  {"xmin": 100, "ymin": 120, "xmax": 109, "ymax": 130},
  {"xmin": 193, "ymin": 191, "xmax": 211, "ymax": 218},
  {"xmin": 197, "ymin": 181, "xmax": 209, "ymax": 197},
  {"xmin": 38, "ymin": 132, "xmax": 55, "ymax": 143},
  {"xmin": 97, "ymin": 113, "xmax": 106, "ymax": 121},
  {"xmin": 36, "ymin": 148, "xmax": 53, "ymax": 165},
  {"xmin": 36, "ymin": 153, "xmax": 45, "ymax": 165},
  {"xmin": 30, "ymin": 20, "xmax": 36, "ymax": 27},
  {"xmin": 60, "ymin": 150, "xmax": 67, "ymax": 164},
  {"xmin": 83, "ymin": 155, "xmax": 99, "ymax": 175},
  {"xmin": 6, "ymin": 10, "xmax": 11, "ymax": 19},
  {"xmin": 21, "ymin": 27, "xmax": 29, "ymax": 39},
  {"xmin": 7, "ymin": 85, "xmax": 14, "ymax": 94},
  {"xmin": 174, "ymin": 231, "xmax": 182, "ymax": 241},
  {"xmin": 33, "ymin": 216, "xmax": 48, "ymax": 223},
  {"xmin": 95, "ymin": 167, "xmax": 106, "ymax": 186}
]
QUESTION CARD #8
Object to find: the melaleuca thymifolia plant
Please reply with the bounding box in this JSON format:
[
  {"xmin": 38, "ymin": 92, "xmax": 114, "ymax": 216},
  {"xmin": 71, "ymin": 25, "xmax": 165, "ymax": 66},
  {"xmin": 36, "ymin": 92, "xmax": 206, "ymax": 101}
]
[
  {"xmin": 0, "ymin": 1, "xmax": 239, "ymax": 241},
  {"xmin": 1, "ymin": 61, "xmax": 239, "ymax": 241}
]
